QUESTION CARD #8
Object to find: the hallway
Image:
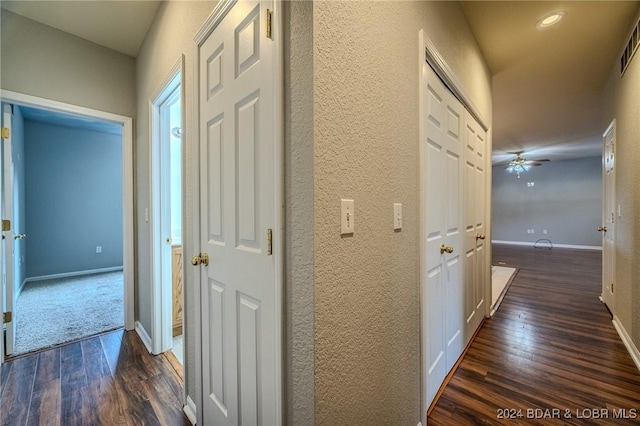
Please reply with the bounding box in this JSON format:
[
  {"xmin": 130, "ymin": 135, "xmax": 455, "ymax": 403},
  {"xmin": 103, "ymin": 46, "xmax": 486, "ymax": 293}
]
[{"xmin": 429, "ymin": 244, "xmax": 640, "ymax": 425}]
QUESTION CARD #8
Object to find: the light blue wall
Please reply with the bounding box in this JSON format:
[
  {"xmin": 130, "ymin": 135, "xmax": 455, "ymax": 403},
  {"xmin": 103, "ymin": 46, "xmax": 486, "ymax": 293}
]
[
  {"xmin": 492, "ymin": 156, "xmax": 602, "ymax": 247},
  {"xmin": 24, "ymin": 120, "xmax": 123, "ymax": 278}
]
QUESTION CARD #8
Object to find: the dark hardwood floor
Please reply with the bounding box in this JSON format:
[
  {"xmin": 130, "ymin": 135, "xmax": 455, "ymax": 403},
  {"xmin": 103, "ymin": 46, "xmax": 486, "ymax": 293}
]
[
  {"xmin": 429, "ymin": 244, "xmax": 640, "ymax": 425},
  {"xmin": 0, "ymin": 329, "xmax": 191, "ymax": 426}
]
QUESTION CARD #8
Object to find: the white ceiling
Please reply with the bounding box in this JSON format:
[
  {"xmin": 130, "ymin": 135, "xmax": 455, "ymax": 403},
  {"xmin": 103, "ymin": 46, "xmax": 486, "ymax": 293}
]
[
  {"xmin": 1, "ymin": 0, "xmax": 161, "ymax": 57},
  {"xmin": 461, "ymin": 1, "xmax": 640, "ymax": 164}
]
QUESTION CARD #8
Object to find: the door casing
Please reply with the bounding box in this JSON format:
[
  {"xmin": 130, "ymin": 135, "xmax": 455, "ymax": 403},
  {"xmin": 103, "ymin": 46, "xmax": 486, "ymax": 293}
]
[
  {"xmin": 601, "ymin": 119, "xmax": 616, "ymax": 312},
  {"xmin": 150, "ymin": 56, "xmax": 185, "ymax": 357},
  {"xmin": 418, "ymin": 30, "xmax": 492, "ymax": 423},
  {"xmin": 0, "ymin": 90, "xmax": 136, "ymax": 360}
]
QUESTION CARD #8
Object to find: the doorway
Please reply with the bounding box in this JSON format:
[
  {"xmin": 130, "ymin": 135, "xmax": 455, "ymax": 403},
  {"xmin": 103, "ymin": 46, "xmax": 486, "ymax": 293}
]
[
  {"xmin": 150, "ymin": 57, "xmax": 184, "ymax": 367},
  {"xmin": 601, "ymin": 119, "xmax": 616, "ymax": 312},
  {"xmin": 0, "ymin": 90, "xmax": 135, "ymax": 364}
]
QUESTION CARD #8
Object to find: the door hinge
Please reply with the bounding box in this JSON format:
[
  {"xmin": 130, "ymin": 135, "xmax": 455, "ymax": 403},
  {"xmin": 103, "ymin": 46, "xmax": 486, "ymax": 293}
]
[
  {"xmin": 1, "ymin": 127, "xmax": 9, "ymax": 139},
  {"xmin": 266, "ymin": 9, "xmax": 272, "ymax": 39},
  {"xmin": 2, "ymin": 219, "xmax": 10, "ymax": 232},
  {"xmin": 611, "ymin": 283, "xmax": 614, "ymax": 293},
  {"xmin": 267, "ymin": 228, "xmax": 273, "ymax": 255},
  {"xmin": 3, "ymin": 312, "xmax": 12, "ymax": 324}
]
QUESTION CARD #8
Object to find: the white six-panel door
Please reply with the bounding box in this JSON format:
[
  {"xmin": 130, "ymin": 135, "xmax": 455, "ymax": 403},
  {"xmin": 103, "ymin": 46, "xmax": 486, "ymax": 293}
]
[
  {"xmin": 463, "ymin": 110, "xmax": 487, "ymax": 340},
  {"xmin": 422, "ymin": 62, "xmax": 464, "ymax": 408},
  {"xmin": 197, "ymin": 1, "xmax": 279, "ymax": 424}
]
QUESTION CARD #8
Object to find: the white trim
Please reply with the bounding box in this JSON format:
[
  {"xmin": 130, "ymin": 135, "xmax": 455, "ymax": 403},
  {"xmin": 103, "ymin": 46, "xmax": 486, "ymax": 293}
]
[
  {"xmin": 422, "ymin": 35, "xmax": 489, "ymax": 132},
  {"xmin": 418, "ymin": 31, "xmax": 427, "ymax": 426},
  {"xmin": 18, "ymin": 278, "xmax": 27, "ymax": 298},
  {"xmin": 24, "ymin": 266, "xmax": 124, "ymax": 283},
  {"xmin": 184, "ymin": 396, "xmax": 197, "ymax": 425},
  {"xmin": 150, "ymin": 56, "xmax": 185, "ymax": 356},
  {"xmin": 417, "ymin": 422, "xmax": 423, "ymax": 426},
  {"xmin": 613, "ymin": 316, "xmax": 640, "ymax": 372},
  {"xmin": 0, "ymin": 89, "xmax": 135, "ymax": 331},
  {"xmin": 194, "ymin": 0, "xmax": 237, "ymax": 46},
  {"xmin": 272, "ymin": 2, "xmax": 285, "ymax": 424},
  {"xmin": 193, "ymin": 19, "xmax": 205, "ymax": 426},
  {"xmin": 135, "ymin": 321, "xmax": 154, "ymax": 354},
  {"xmin": 491, "ymin": 240, "xmax": 602, "ymax": 251}
]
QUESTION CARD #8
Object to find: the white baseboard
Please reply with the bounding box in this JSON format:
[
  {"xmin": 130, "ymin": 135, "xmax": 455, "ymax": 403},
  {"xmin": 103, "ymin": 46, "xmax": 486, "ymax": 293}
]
[
  {"xmin": 25, "ymin": 266, "xmax": 124, "ymax": 283},
  {"xmin": 613, "ymin": 315, "xmax": 640, "ymax": 372},
  {"xmin": 491, "ymin": 240, "xmax": 602, "ymax": 251},
  {"xmin": 184, "ymin": 396, "xmax": 197, "ymax": 425},
  {"xmin": 17, "ymin": 278, "xmax": 27, "ymax": 297},
  {"xmin": 135, "ymin": 321, "xmax": 153, "ymax": 354}
]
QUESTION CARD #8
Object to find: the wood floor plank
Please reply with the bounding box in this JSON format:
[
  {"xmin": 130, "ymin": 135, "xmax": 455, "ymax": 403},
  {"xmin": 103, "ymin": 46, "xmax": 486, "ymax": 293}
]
[
  {"xmin": 1, "ymin": 355, "xmax": 37, "ymax": 426},
  {"xmin": 26, "ymin": 378, "xmax": 61, "ymax": 426},
  {"xmin": 143, "ymin": 375, "xmax": 191, "ymax": 426},
  {"xmin": 32, "ymin": 347, "xmax": 60, "ymax": 394},
  {"xmin": 428, "ymin": 245, "xmax": 640, "ymax": 424},
  {"xmin": 81, "ymin": 336, "xmax": 111, "ymax": 381},
  {"xmin": 1, "ymin": 329, "xmax": 189, "ymax": 425}
]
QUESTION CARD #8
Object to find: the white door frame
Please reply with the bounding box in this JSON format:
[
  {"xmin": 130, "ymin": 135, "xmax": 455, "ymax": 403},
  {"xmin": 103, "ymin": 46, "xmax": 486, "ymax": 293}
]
[
  {"xmin": 601, "ymin": 119, "xmax": 616, "ymax": 311},
  {"xmin": 192, "ymin": 1, "xmax": 284, "ymax": 424},
  {"xmin": 418, "ymin": 30, "xmax": 491, "ymax": 424},
  {"xmin": 1, "ymin": 102, "xmax": 15, "ymax": 363},
  {"xmin": 0, "ymin": 89, "xmax": 135, "ymax": 334},
  {"xmin": 150, "ymin": 56, "xmax": 185, "ymax": 355}
]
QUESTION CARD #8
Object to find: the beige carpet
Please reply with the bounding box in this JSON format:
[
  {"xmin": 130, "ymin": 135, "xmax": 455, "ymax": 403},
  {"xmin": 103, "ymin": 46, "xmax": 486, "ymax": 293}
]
[
  {"xmin": 13, "ymin": 271, "xmax": 124, "ymax": 355},
  {"xmin": 491, "ymin": 265, "xmax": 517, "ymax": 315}
]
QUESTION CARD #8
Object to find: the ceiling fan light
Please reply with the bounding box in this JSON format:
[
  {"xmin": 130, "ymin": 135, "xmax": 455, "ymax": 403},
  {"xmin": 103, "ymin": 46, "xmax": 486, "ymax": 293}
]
[{"xmin": 537, "ymin": 11, "xmax": 566, "ymax": 29}]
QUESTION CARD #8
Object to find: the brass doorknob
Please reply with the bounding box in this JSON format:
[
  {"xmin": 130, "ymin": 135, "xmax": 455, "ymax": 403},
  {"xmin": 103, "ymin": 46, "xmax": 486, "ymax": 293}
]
[
  {"xmin": 598, "ymin": 226, "xmax": 607, "ymax": 232},
  {"xmin": 191, "ymin": 253, "xmax": 209, "ymax": 266},
  {"xmin": 476, "ymin": 233, "xmax": 486, "ymax": 240},
  {"xmin": 14, "ymin": 233, "xmax": 26, "ymax": 240},
  {"xmin": 440, "ymin": 244, "xmax": 454, "ymax": 254}
]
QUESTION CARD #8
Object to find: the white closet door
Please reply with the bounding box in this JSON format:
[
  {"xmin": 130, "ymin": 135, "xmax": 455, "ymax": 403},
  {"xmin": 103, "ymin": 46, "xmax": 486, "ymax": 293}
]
[{"xmin": 422, "ymin": 62, "xmax": 464, "ymax": 408}]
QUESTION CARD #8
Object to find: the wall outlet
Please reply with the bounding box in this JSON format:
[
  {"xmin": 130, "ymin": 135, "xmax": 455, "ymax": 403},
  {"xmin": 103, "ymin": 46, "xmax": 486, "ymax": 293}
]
[
  {"xmin": 96, "ymin": 246, "xmax": 102, "ymax": 254},
  {"xmin": 543, "ymin": 229, "xmax": 548, "ymax": 235}
]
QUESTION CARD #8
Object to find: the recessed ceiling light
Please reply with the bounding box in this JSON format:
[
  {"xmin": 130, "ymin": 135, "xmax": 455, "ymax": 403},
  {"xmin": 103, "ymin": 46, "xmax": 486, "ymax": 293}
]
[{"xmin": 537, "ymin": 11, "xmax": 566, "ymax": 29}]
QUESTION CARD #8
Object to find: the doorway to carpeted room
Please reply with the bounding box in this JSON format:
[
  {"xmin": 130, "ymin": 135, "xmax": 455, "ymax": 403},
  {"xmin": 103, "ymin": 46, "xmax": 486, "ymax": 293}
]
[{"xmin": 13, "ymin": 271, "xmax": 124, "ymax": 355}]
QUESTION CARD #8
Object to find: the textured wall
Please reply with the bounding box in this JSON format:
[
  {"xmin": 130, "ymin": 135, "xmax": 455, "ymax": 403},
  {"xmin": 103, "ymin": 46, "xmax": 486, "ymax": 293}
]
[
  {"xmin": 24, "ymin": 121, "xmax": 123, "ymax": 277},
  {"xmin": 0, "ymin": 10, "xmax": 135, "ymax": 118},
  {"xmin": 135, "ymin": 0, "xmax": 217, "ymax": 406},
  {"xmin": 492, "ymin": 157, "xmax": 602, "ymax": 247},
  {"xmin": 313, "ymin": 2, "xmax": 491, "ymax": 424},
  {"xmin": 603, "ymin": 6, "xmax": 640, "ymax": 346},
  {"xmin": 284, "ymin": 1, "xmax": 315, "ymax": 425}
]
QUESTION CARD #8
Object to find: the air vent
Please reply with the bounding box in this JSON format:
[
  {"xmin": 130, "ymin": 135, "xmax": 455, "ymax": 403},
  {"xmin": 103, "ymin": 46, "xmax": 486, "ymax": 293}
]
[{"xmin": 621, "ymin": 17, "xmax": 640, "ymax": 76}]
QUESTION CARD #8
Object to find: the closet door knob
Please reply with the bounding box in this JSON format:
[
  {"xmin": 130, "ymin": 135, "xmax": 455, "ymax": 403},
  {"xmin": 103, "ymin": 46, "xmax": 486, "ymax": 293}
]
[{"xmin": 440, "ymin": 244, "xmax": 454, "ymax": 254}]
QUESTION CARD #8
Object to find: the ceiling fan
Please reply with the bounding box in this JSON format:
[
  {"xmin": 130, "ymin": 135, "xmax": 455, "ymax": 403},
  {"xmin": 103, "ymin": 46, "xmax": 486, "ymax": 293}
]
[{"xmin": 498, "ymin": 151, "xmax": 550, "ymax": 178}]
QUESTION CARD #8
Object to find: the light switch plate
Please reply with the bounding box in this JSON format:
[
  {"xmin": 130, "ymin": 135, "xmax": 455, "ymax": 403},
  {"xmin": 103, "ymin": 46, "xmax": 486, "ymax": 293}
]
[
  {"xmin": 394, "ymin": 203, "xmax": 402, "ymax": 230},
  {"xmin": 341, "ymin": 199, "xmax": 354, "ymax": 235}
]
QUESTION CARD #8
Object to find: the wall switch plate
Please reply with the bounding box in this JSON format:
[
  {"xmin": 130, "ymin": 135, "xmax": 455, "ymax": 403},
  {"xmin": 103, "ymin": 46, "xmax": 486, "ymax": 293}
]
[
  {"xmin": 341, "ymin": 199, "xmax": 355, "ymax": 235},
  {"xmin": 393, "ymin": 203, "xmax": 402, "ymax": 230},
  {"xmin": 96, "ymin": 246, "xmax": 102, "ymax": 254}
]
